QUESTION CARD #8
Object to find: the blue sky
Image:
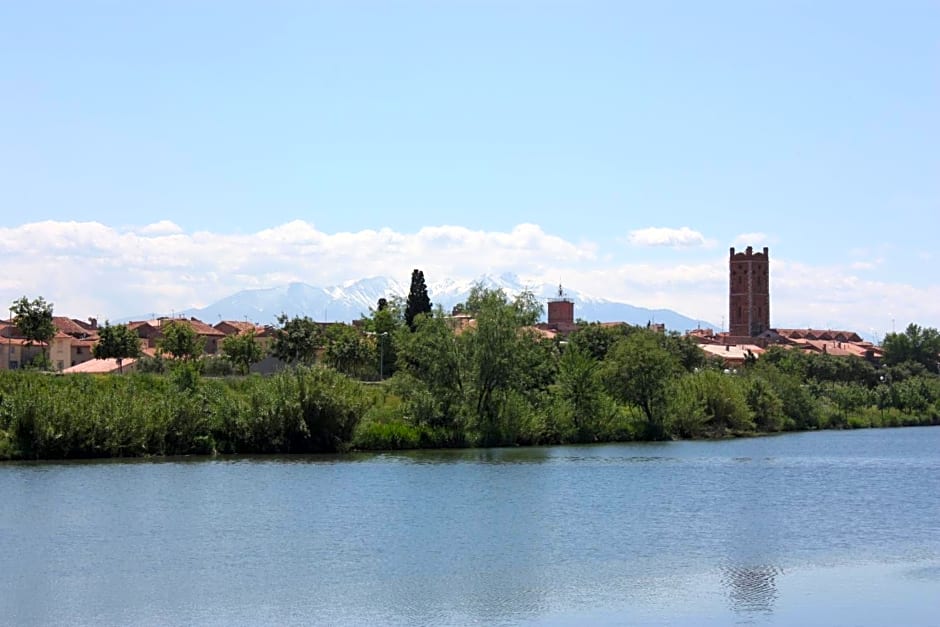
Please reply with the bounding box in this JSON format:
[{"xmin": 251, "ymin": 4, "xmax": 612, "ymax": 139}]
[{"xmin": 1, "ymin": 1, "xmax": 937, "ymax": 336}]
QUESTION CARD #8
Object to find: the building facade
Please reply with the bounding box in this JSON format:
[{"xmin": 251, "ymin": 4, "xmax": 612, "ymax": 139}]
[{"xmin": 729, "ymin": 246, "xmax": 770, "ymax": 337}]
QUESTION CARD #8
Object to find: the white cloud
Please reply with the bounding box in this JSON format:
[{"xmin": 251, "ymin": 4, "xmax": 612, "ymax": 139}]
[
  {"xmin": 0, "ymin": 220, "xmax": 937, "ymax": 333},
  {"xmin": 627, "ymin": 227, "xmax": 711, "ymax": 248},
  {"xmin": 0, "ymin": 221, "xmax": 595, "ymax": 319},
  {"xmin": 733, "ymin": 232, "xmax": 768, "ymax": 246},
  {"xmin": 136, "ymin": 220, "xmax": 184, "ymax": 235},
  {"xmin": 850, "ymin": 259, "xmax": 883, "ymax": 271}
]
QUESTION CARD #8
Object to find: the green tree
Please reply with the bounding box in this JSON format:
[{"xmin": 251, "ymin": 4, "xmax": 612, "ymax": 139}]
[
  {"xmin": 271, "ymin": 314, "xmax": 321, "ymax": 365},
  {"xmin": 11, "ymin": 296, "xmax": 56, "ymax": 364},
  {"xmin": 692, "ymin": 369, "xmax": 754, "ymax": 435},
  {"xmin": 221, "ymin": 329, "xmax": 264, "ymax": 375},
  {"xmin": 751, "ymin": 360, "xmax": 821, "ymax": 430},
  {"xmin": 745, "ymin": 376, "xmax": 785, "ymax": 432},
  {"xmin": 404, "ymin": 269, "xmax": 432, "ymax": 330},
  {"xmin": 512, "ymin": 288, "xmax": 544, "ymax": 327},
  {"xmin": 882, "ymin": 323, "xmax": 940, "ymax": 373},
  {"xmin": 361, "ymin": 295, "xmax": 404, "ymax": 378},
  {"xmin": 569, "ymin": 322, "xmax": 637, "ymax": 361},
  {"xmin": 323, "ymin": 324, "xmax": 375, "ymax": 378},
  {"xmin": 462, "ymin": 287, "xmax": 535, "ymax": 443},
  {"xmin": 661, "ymin": 331, "xmax": 708, "ymax": 372},
  {"xmin": 394, "ymin": 311, "xmax": 466, "ymax": 430},
  {"xmin": 554, "ymin": 345, "xmax": 607, "ymax": 439},
  {"xmin": 602, "ymin": 330, "xmax": 681, "ymax": 439},
  {"xmin": 93, "ymin": 321, "xmax": 142, "ymax": 373},
  {"xmin": 158, "ymin": 320, "xmax": 205, "ymax": 361}
]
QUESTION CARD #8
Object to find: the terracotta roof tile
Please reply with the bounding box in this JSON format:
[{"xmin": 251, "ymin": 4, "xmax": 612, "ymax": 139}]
[
  {"xmin": 172, "ymin": 318, "xmax": 225, "ymax": 336},
  {"xmin": 53, "ymin": 316, "xmax": 92, "ymax": 336},
  {"xmin": 62, "ymin": 358, "xmax": 137, "ymax": 374}
]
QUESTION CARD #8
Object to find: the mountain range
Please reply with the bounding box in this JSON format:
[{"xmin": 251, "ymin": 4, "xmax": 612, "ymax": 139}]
[{"xmin": 131, "ymin": 273, "xmax": 718, "ymax": 333}]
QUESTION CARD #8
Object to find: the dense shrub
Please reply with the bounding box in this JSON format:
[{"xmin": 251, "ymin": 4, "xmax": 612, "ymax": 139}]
[{"xmin": 0, "ymin": 366, "xmax": 374, "ymax": 460}]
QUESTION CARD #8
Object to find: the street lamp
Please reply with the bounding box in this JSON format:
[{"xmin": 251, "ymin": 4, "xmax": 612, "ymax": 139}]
[
  {"xmin": 378, "ymin": 331, "xmax": 388, "ymax": 380},
  {"xmin": 365, "ymin": 330, "xmax": 390, "ymax": 381}
]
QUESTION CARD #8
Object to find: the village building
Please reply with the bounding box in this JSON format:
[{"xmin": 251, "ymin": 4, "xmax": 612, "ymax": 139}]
[{"xmin": 709, "ymin": 246, "xmax": 879, "ymax": 366}]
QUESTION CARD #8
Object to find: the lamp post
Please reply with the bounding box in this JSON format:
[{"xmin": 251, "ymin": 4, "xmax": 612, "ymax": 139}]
[
  {"xmin": 378, "ymin": 331, "xmax": 388, "ymax": 380},
  {"xmin": 365, "ymin": 330, "xmax": 390, "ymax": 380}
]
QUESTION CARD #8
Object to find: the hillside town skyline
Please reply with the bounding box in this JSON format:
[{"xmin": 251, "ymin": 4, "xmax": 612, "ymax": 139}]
[{"xmin": 0, "ymin": 244, "xmax": 915, "ymax": 374}]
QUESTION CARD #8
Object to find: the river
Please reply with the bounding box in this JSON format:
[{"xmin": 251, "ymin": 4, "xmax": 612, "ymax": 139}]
[{"xmin": 2, "ymin": 427, "xmax": 939, "ymax": 626}]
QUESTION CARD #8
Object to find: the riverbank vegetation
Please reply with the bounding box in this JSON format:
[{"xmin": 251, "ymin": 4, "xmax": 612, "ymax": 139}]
[{"xmin": 2, "ymin": 285, "xmax": 939, "ymax": 460}]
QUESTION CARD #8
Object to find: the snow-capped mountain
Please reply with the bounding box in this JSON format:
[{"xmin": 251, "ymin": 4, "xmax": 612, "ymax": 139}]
[{"xmin": 133, "ymin": 274, "xmax": 716, "ymax": 333}]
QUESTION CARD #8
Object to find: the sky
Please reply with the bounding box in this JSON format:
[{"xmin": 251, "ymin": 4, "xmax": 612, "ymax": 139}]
[{"xmin": 1, "ymin": 1, "xmax": 937, "ymax": 340}]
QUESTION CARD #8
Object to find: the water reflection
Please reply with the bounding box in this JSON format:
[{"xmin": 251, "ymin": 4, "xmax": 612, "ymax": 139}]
[{"xmin": 721, "ymin": 564, "xmax": 781, "ymax": 615}]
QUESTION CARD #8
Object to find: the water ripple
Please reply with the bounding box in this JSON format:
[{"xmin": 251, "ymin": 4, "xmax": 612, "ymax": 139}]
[{"xmin": 720, "ymin": 564, "xmax": 783, "ymax": 615}]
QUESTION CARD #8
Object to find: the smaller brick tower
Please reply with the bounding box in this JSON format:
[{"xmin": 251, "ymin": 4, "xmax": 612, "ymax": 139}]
[
  {"xmin": 729, "ymin": 246, "xmax": 770, "ymax": 337},
  {"xmin": 547, "ymin": 284, "xmax": 574, "ymax": 326}
]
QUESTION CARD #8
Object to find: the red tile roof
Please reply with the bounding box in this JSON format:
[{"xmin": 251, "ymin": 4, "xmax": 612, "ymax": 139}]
[
  {"xmin": 170, "ymin": 318, "xmax": 225, "ymax": 336},
  {"xmin": 53, "ymin": 316, "xmax": 92, "ymax": 337},
  {"xmin": 215, "ymin": 320, "xmax": 257, "ymax": 334},
  {"xmin": 62, "ymin": 358, "xmax": 137, "ymax": 374}
]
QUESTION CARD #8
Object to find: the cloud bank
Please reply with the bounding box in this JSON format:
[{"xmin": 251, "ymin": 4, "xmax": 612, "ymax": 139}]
[
  {"xmin": 627, "ymin": 227, "xmax": 712, "ymax": 248},
  {"xmin": 0, "ymin": 220, "xmax": 936, "ymax": 335}
]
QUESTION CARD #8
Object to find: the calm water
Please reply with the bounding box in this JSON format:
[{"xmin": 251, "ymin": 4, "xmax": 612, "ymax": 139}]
[{"xmin": 2, "ymin": 427, "xmax": 939, "ymax": 626}]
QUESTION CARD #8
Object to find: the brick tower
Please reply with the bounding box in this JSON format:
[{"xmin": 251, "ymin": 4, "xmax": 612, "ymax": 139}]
[
  {"xmin": 729, "ymin": 246, "xmax": 770, "ymax": 337},
  {"xmin": 547, "ymin": 284, "xmax": 574, "ymax": 326}
]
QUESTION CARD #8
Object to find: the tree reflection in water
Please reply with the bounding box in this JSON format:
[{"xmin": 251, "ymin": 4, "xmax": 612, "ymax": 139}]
[{"xmin": 721, "ymin": 564, "xmax": 781, "ymax": 615}]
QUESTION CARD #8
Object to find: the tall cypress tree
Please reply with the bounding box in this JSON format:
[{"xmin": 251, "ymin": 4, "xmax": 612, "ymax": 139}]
[{"xmin": 404, "ymin": 269, "xmax": 432, "ymax": 330}]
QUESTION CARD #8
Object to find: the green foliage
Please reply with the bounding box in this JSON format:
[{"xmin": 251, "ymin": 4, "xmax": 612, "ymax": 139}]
[
  {"xmin": 323, "ymin": 324, "xmax": 377, "ymax": 379},
  {"xmin": 271, "ymin": 314, "xmax": 321, "ymax": 365},
  {"xmin": 602, "ymin": 330, "xmax": 681, "ymax": 438},
  {"xmin": 221, "ymin": 329, "xmax": 265, "ymax": 375},
  {"xmin": 170, "ymin": 360, "xmax": 203, "ymax": 392},
  {"xmin": 201, "ymin": 356, "xmax": 236, "ymax": 377},
  {"xmin": 745, "ymin": 377, "xmax": 785, "ymax": 432},
  {"xmin": 404, "ymin": 269, "xmax": 432, "ymax": 330},
  {"xmin": 665, "ymin": 375, "xmax": 708, "ymax": 438},
  {"xmin": 93, "ymin": 321, "xmax": 141, "ymax": 368},
  {"xmin": 23, "ymin": 352, "xmax": 54, "ymax": 371},
  {"xmin": 10, "ymin": 295, "xmax": 55, "ymax": 361},
  {"xmin": 0, "ymin": 366, "xmax": 375, "ymax": 460},
  {"xmin": 158, "ymin": 320, "xmax": 204, "ymax": 360},
  {"xmin": 883, "ymin": 323, "xmax": 940, "ymax": 373},
  {"xmin": 666, "ymin": 370, "xmax": 753, "ymax": 438},
  {"xmin": 568, "ymin": 323, "xmax": 636, "ymax": 361},
  {"xmin": 362, "ymin": 298, "xmax": 403, "ymax": 378},
  {"xmin": 137, "ymin": 354, "xmax": 167, "ymax": 373},
  {"xmin": 511, "ymin": 289, "xmax": 545, "ymax": 327},
  {"xmin": 661, "ymin": 332, "xmax": 708, "ymax": 373},
  {"xmin": 394, "ymin": 313, "xmax": 465, "ymax": 429},
  {"xmin": 353, "ymin": 420, "xmax": 422, "ymax": 450},
  {"xmin": 461, "ymin": 287, "xmax": 539, "ymax": 444},
  {"xmin": 695, "ymin": 370, "xmax": 754, "ymax": 434},
  {"xmin": 3, "ymin": 306, "xmax": 940, "ymax": 461},
  {"xmin": 553, "ymin": 346, "xmax": 608, "ymax": 440}
]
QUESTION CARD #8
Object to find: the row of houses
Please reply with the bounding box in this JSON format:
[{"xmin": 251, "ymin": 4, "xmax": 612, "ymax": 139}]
[
  {"xmin": 687, "ymin": 327, "xmax": 883, "ymax": 367},
  {"xmin": 0, "ymin": 316, "xmax": 275, "ymax": 373},
  {"xmin": 1, "ymin": 308, "xmax": 885, "ymax": 375}
]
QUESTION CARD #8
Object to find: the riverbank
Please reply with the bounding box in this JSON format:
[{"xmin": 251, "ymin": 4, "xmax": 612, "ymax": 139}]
[{"xmin": 1, "ymin": 367, "xmax": 937, "ymax": 462}]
